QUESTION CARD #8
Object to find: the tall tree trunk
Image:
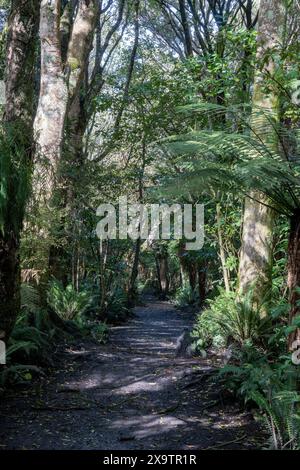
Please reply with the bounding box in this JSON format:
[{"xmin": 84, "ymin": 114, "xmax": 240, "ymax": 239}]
[
  {"xmin": 287, "ymin": 212, "xmax": 300, "ymax": 350},
  {"xmin": 216, "ymin": 203, "xmax": 230, "ymax": 293},
  {"xmin": 178, "ymin": 243, "xmax": 190, "ymax": 289},
  {"xmin": 156, "ymin": 251, "xmax": 170, "ymax": 300},
  {"xmin": 127, "ymin": 238, "xmax": 142, "ymax": 307},
  {"xmin": 188, "ymin": 262, "xmax": 197, "ymax": 291},
  {"xmin": 198, "ymin": 261, "xmax": 207, "ymax": 308},
  {"xmin": 33, "ymin": 0, "xmax": 97, "ymax": 292},
  {"xmin": 237, "ymin": 0, "xmax": 285, "ymax": 305},
  {"xmin": 33, "ymin": 0, "xmax": 69, "ymax": 292},
  {"xmin": 99, "ymin": 239, "xmax": 108, "ymax": 315},
  {"xmin": 178, "ymin": 0, "xmax": 193, "ymax": 57},
  {"xmin": 127, "ymin": 132, "xmax": 145, "ymax": 307},
  {"xmin": 0, "ymin": 0, "xmax": 39, "ymax": 339}
]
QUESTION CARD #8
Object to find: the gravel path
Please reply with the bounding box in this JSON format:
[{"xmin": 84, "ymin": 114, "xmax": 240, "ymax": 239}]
[{"xmin": 0, "ymin": 299, "xmax": 262, "ymax": 450}]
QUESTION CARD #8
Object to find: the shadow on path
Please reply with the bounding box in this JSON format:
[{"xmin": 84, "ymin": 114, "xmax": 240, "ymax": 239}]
[{"xmin": 0, "ymin": 299, "xmax": 262, "ymax": 450}]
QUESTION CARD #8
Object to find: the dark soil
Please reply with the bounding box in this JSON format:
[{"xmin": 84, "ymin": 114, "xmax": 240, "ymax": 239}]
[{"xmin": 0, "ymin": 299, "xmax": 263, "ymax": 450}]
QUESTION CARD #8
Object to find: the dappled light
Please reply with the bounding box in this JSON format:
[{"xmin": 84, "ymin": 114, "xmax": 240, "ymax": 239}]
[{"xmin": 0, "ymin": 0, "xmax": 300, "ymax": 455}]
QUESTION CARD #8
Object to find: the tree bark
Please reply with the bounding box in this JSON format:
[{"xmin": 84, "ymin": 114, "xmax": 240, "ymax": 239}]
[
  {"xmin": 216, "ymin": 203, "xmax": 230, "ymax": 293},
  {"xmin": 127, "ymin": 238, "xmax": 142, "ymax": 307},
  {"xmin": 33, "ymin": 0, "xmax": 68, "ymax": 204},
  {"xmin": 287, "ymin": 212, "xmax": 300, "ymax": 350},
  {"xmin": 198, "ymin": 261, "xmax": 207, "ymax": 308},
  {"xmin": 178, "ymin": 243, "xmax": 190, "ymax": 289},
  {"xmin": 32, "ymin": 0, "xmax": 97, "ymax": 290},
  {"xmin": 237, "ymin": 0, "xmax": 285, "ymax": 305},
  {"xmin": 156, "ymin": 251, "xmax": 170, "ymax": 300},
  {"xmin": 33, "ymin": 0, "xmax": 69, "ymax": 291},
  {"xmin": 48, "ymin": 0, "xmax": 98, "ymax": 280},
  {"xmin": 178, "ymin": 0, "xmax": 193, "ymax": 57},
  {"xmin": 0, "ymin": 0, "xmax": 40, "ymax": 339}
]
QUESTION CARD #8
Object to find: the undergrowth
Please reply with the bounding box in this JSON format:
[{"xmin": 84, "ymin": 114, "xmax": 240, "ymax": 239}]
[
  {"xmin": 0, "ymin": 280, "xmax": 109, "ymax": 388},
  {"xmin": 192, "ymin": 289, "xmax": 300, "ymax": 449}
]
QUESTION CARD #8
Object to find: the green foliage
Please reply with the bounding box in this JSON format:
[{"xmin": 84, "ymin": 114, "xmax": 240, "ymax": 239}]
[
  {"xmin": 90, "ymin": 322, "xmax": 109, "ymax": 343},
  {"xmin": 159, "ymin": 102, "xmax": 300, "ymax": 219},
  {"xmin": 218, "ymin": 294, "xmax": 272, "ymax": 346},
  {"xmin": 251, "ymin": 390, "xmax": 300, "ymax": 450},
  {"xmin": 174, "ymin": 285, "xmax": 198, "ymax": 308},
  {"xmin": 0, "ymin": 364, "xmax": 44, "ymax": 387},
  {"xmin": 7, "ymin": 287, "xmax": 57, "ymax": 366},
  {"xmin": 192, "ymin": 289, "xmax": 273, "ymax": 349},
  {"xmin": 218, "ymin": 345, "xmax": 300, "ymax": 450},
  {"xmin": 20, "ymin": 283, "xmax": 41, "ymax": 315},
  {"xmin": 47, "ymin": 280, "xmax": 91, "ymax": 321},
  {"xmin": 0, "ymin": 124, "xmax": 33, "ymax": 235},
  {"xmin": 192, "ymin": 289, "xmax": 229, "ymax": 348},
  {"xmin": 104, "ymin": 286, "xmax": 131, "ymax": 323},
  {"xmin": 0, "ymin": 284, "xmax": 58, "ymax": 387}
]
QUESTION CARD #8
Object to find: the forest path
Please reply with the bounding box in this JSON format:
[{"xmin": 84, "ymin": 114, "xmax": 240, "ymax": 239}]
[{"xmin": 0, "ymin": 299, "xmax": 261, "ymax": 450}]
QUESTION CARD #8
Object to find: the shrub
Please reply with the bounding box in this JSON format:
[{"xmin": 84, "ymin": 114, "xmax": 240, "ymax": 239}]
[
  {"xmin": 192, "ymin": 289, "xmax": 272, "ymax": 350},
  {"xmin": 217, "ymin": 295, "xmax": 272, "ymax": 346},
  {"xmin": 218, "ymin": 347, "xmax": 300, "ymax": 450},
  {"xmin": 104, "ymin": 286, "xmax": 131, "ymax": 323},
  {"xmin": 174, "ymin": 285, "xmax": 198, "ymax": 308},
  {"xmin": 90, "ymin": 322, "xmax": 109, "ymax": 343},
  {"xmin": 20, "ymin": 283, "xmax": 40, "ymax": 315},
  {"xmin": 192, "ymin": 289, "xmax": 235, "ymax": 349},
  {"xmin": 47, "ymin": 280, "xmax": 91, "ymax": 321},
  {"xmin": 252, "ymin": 390, "xmax": 300, "ymax": 450}
]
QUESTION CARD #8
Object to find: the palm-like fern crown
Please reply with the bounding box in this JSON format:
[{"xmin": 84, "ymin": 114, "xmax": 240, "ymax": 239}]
[{"xmin": 157, "ymin": 102, "xmax": 300, "ymax": 216}]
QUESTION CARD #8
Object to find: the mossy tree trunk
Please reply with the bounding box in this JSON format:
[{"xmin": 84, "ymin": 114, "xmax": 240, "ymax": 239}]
[
  {"xmin": 287, "ymin": 212, "xmax": 300, "ymax": 350},
  {"xmin": 237, "ymin": 0, "xmax": 285, "ymax": 306},
  {"xmin": 32, "ymin": 0, "xmax": 97, "ymax": 294},
  {"xmin": 156, "ymin": 249, "xmax": 170, "ymax": 300},
  {"xmin": 0, "ymin": 0, "xmax": 40, "ymax": 340}
]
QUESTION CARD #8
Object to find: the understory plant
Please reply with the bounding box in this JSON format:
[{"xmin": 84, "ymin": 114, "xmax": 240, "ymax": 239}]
[
  {"xmin": 47, "ymin": 280, "xmax": 91, "ymax": 321},
  {"xmin": 103, "ymin": 286, "xmax": 131, "ymax": 323},
  {"xmin": 218, "ymin": 343, "xmax": 300, "ymax": 450},
  {"xmin": 0, "ymin": 284, "xmax": 56, "ymax": 386},
  {"xmin": 174, "ymin": 285, "xmax": 199, "ymax": 308},
  {"xmin": 192, "ymin": 289, "xmax": 272, "ymax": 350}
]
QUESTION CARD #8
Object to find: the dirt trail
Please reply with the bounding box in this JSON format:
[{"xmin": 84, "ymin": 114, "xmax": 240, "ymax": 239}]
[{"xmin": 0, "ymin": 299, "xmax": 261, "ymax": 450}]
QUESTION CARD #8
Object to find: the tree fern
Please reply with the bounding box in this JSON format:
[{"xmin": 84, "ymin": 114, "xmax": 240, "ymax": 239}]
[
  {"xmin": 157, "ymin": 101, "xmax": 300, "ymax": 216},
  {"xmin": 20, "ymin": 283, "xmax": 40, "ymax": 315}
]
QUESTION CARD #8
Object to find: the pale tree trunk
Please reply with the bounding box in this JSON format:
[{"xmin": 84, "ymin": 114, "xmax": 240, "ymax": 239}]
[
  {"xmin": 178, "ymin": 243, "xmax": 189, "ymax": 289},
  {"xmin": 48, "ymin": 0, "xmax": 98, "ymax": 280},
  {"xmin": 49, "ymin": 0, "xmax": 130, "ymax": 279},
  {"xmin": 32, "ymin": 0, "xmax": 97, "ymax": 290},
  {"xmin": 33, "ymin": 0, "xmax": 69, "ymax": 290},
  {"xmin": 216, "ymin": 203, "xmax": 230, "ymax": 293},
  {"xmin": 99, "ymin": 240, "xmax": 108, "ymax": 315},
  {"xmin": 0, "ymin": 0, "xmax": 40, "ymax": 339},
  {"xmin": 127, "ymin": 133, "xmax": 145, "ymax": 307},
  {"xmin": 34, "ymin": 0, "xmax": 68, "ymax": 201},
  {"xmin": 156, "ymin": 249, "xmax": 170, "ymax": 300},
  {"xmin": 127, "ymin": 238, "xmax": 142, "ymax": 307},
  {"xmin": 238, "ymin": 0, "xmax": 285, "ymax": 305}
]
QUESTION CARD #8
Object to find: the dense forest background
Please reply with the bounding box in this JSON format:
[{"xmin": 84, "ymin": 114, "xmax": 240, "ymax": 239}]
[{"xmin": 1, "ymin": 0, "xmax": 300, "ymax": 450}]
